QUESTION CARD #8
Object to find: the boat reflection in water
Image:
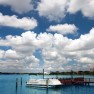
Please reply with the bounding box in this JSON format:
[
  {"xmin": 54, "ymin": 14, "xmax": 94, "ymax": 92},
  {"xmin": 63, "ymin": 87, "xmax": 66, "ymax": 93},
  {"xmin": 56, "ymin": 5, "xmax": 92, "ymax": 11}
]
[{"xmin": 27, "ymin": 85, "xmax": 62, "ymax": 94}]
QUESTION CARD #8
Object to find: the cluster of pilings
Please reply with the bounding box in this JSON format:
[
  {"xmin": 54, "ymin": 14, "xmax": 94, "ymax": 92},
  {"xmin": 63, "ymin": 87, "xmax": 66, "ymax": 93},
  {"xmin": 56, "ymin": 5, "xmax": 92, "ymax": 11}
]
[{"xmin": 15, "ymin": 77, "xmax": 23, "ymax": 94}]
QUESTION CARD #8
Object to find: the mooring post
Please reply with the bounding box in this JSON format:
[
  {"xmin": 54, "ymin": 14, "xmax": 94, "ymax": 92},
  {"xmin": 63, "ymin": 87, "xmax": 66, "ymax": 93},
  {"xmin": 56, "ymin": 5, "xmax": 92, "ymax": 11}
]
[
  {"xmin": 43, "ymin": 69, "xmax": 44, "ymax": 79},
  {"xmin": 71, "ymin": 70, "xmax": 73, "ymax": 80},
  {"xmin": 16, "ymin": 78, "xmax": 18, "ymax": 94},
  {"xmin": 89, "ymin": 78, "xmax": 90, "ymax": 82},
  {"xmin": 21, "ymin": 77, "xmax": 22, "ymax": 86},
  {"xmin": 46, "ymin": 79, "xmax": 48, "ymax": 88},
  {"xmin": 89, "ymin": 78, "xmax": 90, "ymax": 86},
  {"xmin": 46, "ymin": 87, "xmax": 48, "ymax": 94},
  {"xmin": 82, "ymin": 71, "xmax": 84, "ymax": 79},
  {"xmin": 16, "ymin": 78, "xmax": 18, "ymax": 88}
]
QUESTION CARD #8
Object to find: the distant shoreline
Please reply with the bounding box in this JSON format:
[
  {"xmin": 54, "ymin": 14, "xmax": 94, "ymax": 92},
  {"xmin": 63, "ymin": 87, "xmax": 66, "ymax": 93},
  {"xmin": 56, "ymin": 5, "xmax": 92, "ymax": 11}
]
[{"xmin": 0, "ymin": 70, "xmax": 94, "ymax": 75}]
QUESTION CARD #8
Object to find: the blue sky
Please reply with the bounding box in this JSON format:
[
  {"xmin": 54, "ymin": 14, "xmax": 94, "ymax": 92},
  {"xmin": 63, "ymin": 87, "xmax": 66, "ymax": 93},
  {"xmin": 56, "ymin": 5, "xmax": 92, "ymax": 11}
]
[{"xmin": 0, "ymin": 0, "xmax": 94, "ymax": 73}]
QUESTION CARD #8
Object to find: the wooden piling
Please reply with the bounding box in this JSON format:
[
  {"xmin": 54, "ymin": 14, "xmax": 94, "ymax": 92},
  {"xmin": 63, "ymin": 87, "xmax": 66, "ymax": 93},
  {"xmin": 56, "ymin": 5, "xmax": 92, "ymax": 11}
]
[
  {"xmin": 71, "ymin": 70, "xmax": 73, "ymax": 79},
  {"xmin": 46, "ymin": 79, "xmax": 48, "ymax": 88},
  {"xmin": 43, "ymin": 69, "xmax": 44, "ymax": 79},
  {"xmin": 16, "ymin": 78, "xmax": 18, "ymax": 88},
  {"xmin": 16, "ymin": 78, "xmax": 18, "ymax": 94},
  {"xmin": 21, "ymin": 77, "xmax": 22, "ymax": 86}
]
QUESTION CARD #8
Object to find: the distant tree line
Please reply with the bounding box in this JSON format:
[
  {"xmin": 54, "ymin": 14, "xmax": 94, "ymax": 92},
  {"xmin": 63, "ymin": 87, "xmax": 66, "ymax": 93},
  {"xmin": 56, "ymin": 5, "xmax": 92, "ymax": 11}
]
[{"xmin": 50, "ymin": 70, "xmax": 94, "ymax": 75}]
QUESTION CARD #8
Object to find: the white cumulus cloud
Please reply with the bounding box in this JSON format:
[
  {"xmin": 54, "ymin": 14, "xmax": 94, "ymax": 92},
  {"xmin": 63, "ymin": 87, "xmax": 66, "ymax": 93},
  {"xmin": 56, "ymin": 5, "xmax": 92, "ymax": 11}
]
[
  {"xmin": 0, "ymin": 0, "xmax": 33, "ymax": 14},
  {"xmin": 47, "ymin": 24, "xmax": 78, "ymax": 35},
  {"xmin": 37, "ymin": 0, "xmax": 68, "ymax": 21},
  {"xmin": 4, "ymin": 49, "xmax": 22, "ymax": 60},
  {"xmin": 68, "ymin": 0, "xmax": 94, "ymax": 19},
  {"xmin": 0, "ymin": 28, "xmax": 94, "ymax": 72},
  {"xmin": 0, "ymin": 13, "xmax": 37, "ymax": 30},
  {"xmin": 0, "ymin": 50, "xmax": 5, "ymax": 58},
  {"xmin": 65, "ymin": 28, "xmax": 94, "ymax": 51},
  {"xmin": 37, "ymin": 0, "xmax": 94, "ymax": 21}
]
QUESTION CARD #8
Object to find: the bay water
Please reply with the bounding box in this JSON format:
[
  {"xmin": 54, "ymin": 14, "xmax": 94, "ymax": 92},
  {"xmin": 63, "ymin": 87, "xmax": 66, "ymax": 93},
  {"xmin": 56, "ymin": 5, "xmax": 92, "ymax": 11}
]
[{"xmin": 0, "ymin": 74, "xmax": 94, "ymax": 94}]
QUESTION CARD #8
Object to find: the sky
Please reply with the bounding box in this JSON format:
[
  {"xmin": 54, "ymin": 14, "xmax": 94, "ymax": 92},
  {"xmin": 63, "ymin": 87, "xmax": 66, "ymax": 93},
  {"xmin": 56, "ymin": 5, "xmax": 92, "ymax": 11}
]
[{"xmin": 0, "ymin": 0, "xmax": 94, "ymax": 73}]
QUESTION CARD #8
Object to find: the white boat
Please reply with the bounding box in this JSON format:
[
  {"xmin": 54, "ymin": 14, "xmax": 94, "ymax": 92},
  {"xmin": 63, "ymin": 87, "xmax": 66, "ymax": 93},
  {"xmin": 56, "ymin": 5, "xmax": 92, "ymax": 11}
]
[{"xmin": 26, "ymin": 79, "xmax": 62, "ymax": 88}]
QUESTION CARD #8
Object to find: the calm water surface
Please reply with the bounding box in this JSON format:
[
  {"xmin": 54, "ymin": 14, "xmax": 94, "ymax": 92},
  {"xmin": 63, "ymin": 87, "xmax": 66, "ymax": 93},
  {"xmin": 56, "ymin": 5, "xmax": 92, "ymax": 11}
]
[{"xmin": 0, "ymin": 74, "xmax": 94, "ymax": 94}]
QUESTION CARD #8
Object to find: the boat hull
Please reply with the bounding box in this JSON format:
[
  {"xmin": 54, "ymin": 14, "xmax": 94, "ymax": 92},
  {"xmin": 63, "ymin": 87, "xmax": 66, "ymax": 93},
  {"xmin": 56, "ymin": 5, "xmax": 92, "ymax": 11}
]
[
  {"xmin": 26, "ymin": 79, "xmax": 62, "ymax": 88},
  {"xmin": 26, "ymin": 84, "xmax": 61, "ymax": 88}
]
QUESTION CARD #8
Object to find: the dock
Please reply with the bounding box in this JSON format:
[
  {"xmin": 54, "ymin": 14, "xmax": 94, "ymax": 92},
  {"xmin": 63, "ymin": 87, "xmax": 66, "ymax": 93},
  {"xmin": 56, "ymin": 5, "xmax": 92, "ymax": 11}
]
[{"xmin": 59, "ymin": 77, "xmax": 94, "ymax": 85}]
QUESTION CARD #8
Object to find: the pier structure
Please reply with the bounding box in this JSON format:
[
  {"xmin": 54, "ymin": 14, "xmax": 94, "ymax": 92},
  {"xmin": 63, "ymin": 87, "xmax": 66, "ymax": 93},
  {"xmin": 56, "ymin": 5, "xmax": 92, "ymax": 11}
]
[{"xmin": 59, "ymin": 77, "xmax": 94, "ymax": 86}]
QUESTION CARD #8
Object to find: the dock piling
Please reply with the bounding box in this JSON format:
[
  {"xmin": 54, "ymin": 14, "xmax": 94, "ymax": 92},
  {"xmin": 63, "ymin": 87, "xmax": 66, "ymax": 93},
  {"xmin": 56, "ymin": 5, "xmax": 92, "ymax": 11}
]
[
  {"xmin": 21, "ymin": 77, "xmax": 22, "ymax": 86},
  {"xmin": 46, "ymin": 79, "xmax": 48, "ymax": 88},
  {"xmin": 16, "ymin": 78, "xmax": 18, "ymax": 88},
  {"xmin": 16, "ymin": 78, "xmax": 18, "ymax": 94}
]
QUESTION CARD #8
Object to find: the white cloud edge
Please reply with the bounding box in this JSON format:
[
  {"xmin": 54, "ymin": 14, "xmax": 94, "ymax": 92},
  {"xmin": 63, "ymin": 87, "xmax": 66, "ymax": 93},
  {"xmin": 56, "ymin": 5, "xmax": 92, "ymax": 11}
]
[
  {"xmin": 47, "ymin": 23, "xmax": 78, "ymax": 35},
  {"xmin": 37, "ymin": 0, "xmax": 94, "ymax": 21},
  {"xmin": 0, "ymin": 12, "xmax": 37, "ymax": 30},
  {"xmin": 0, "ymin": 0, "xmax": 33, "ymax": 14},
  {"xmin": 0, "ymin": 0, "xmax": 94, "ymax": 21}
]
